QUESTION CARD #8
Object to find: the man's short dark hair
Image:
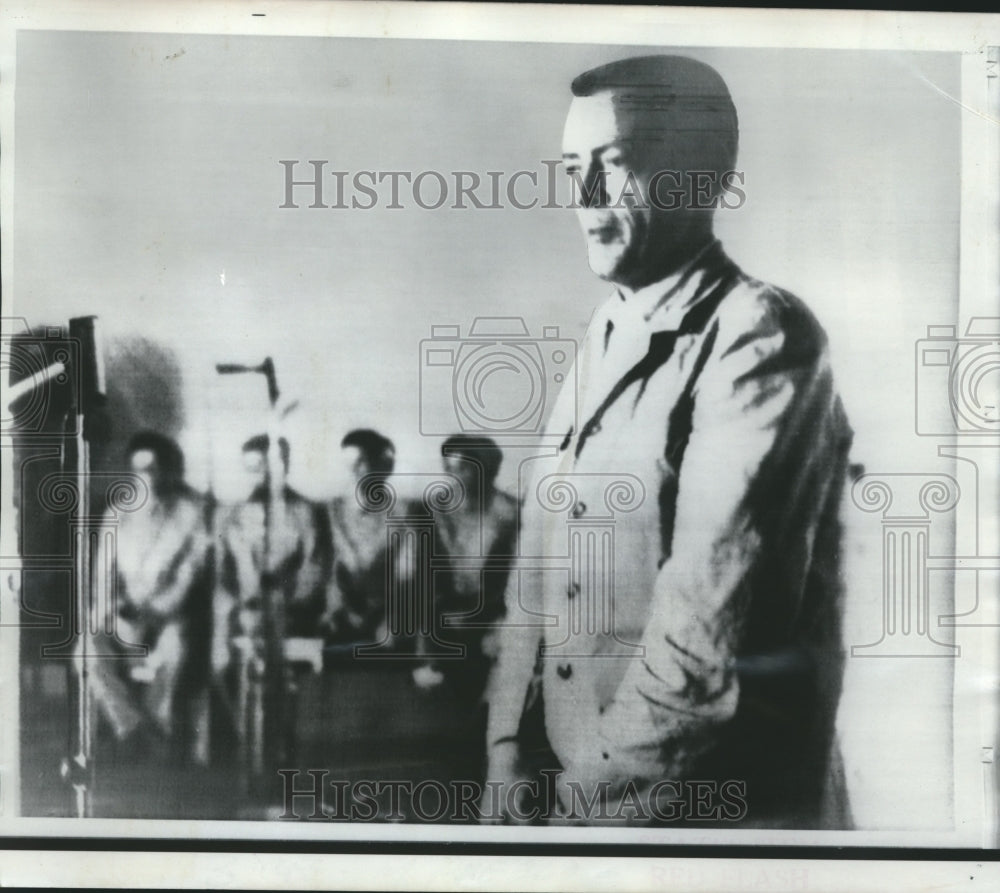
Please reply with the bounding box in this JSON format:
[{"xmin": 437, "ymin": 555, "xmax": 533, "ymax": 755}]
[
  {"xmin": 571, "ymin": 54, "xmax": 739, "ymax": 174},
  {"xmin": 126, "ymin": 430, "xmax": 185, "ymax": 480},
  {"xmin": 442, "ymin": 434, "xmax": 503, "ymax": 486},
  {"xmin": 241, "ymin": 433, "xmax": 291, "ymax": 470},
  {"xmin": 342, "ymin": 428, "xmax": 396, "ymax": 475}
]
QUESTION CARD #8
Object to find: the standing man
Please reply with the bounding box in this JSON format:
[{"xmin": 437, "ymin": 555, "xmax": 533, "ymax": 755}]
[{"xmin": 485, "ymin": 55, "xmax": 853, "ymax": 828}]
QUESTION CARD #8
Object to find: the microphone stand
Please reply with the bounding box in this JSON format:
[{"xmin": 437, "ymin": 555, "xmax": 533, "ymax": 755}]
[
  {"xmin": 65, "ymin": 401, "xmax": 93, "ymax": 817},
  {"xmin": 59, "ymin": 315, "xmax": 106, "ymax": 818},
  {"xmin": 216, "ymin": 358, "xmax": 288, "ymax": 796}
]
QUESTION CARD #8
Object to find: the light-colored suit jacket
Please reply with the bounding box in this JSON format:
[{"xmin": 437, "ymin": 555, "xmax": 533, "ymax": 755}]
[{"xmin": 487, "ymin": 240, "xmax": 853, "ymax": 827}]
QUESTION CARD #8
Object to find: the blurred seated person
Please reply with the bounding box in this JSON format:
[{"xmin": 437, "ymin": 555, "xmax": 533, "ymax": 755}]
[
  {"xmin": 412, "ymin": 434, "xmax": 518, "ymax": 698},
  {"xmin": 87, "ymin": 431, "xmax": 212, "ymax": 753},
  {"xmin": 322, "ymin": 428, "xmax": 402, "ymax": 656},
  {"xmin": 213, "ymin": 434, "xmax": 332, "ymax": 676}
]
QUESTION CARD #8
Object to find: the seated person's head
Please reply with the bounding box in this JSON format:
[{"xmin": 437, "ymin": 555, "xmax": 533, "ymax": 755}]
[
  {"xmin": 241, "ymin": 433, "xmax": 291, "ymax": 493},
  {"xmin": 341, "ymin": 428, "xmax": 395, "ymax": 481},
  {"xmin": 126, "ymin": 430, "xmax": 185, "ymax": 498},
  {"xmin": 441, "ymin": 434, "xmax": 503, "ymax": 495}
]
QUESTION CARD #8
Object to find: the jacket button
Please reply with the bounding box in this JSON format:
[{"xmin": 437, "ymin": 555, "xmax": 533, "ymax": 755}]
[
  {"xmin": 557, "ymin": 663, "xmax": 572, "ymax": 680},
  {"xmin": 571, "ymin": 501, "xmax": 587, "ymax": 519}
]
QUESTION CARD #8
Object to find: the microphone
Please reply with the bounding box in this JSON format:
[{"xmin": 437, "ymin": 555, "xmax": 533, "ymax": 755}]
[
  {"xmin": 69, "ymin": 316, "xmax": 106, "ymax": 405},
  {"xmin": 216, "ymin": 357, "xmax": 279, "ymax": 406},
  {"xmin": 68, "ymin": 315, "xmax": 109, "ymax": 443}
]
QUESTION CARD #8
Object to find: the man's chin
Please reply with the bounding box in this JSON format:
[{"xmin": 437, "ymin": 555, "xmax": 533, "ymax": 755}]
[{"xmin": 586, "ymin": 246, "xmax": 628, "ymax": 284}]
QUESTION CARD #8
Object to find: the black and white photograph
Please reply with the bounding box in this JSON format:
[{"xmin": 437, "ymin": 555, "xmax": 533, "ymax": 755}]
[{"xmin": 0, "ymin": 0, "xmax": 998, "ymax": 888}]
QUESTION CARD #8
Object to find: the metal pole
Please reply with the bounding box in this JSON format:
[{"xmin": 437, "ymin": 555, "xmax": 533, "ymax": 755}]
[{"xmin": 61, "ymin": 419, "xmax": 93, "ymax": 817}]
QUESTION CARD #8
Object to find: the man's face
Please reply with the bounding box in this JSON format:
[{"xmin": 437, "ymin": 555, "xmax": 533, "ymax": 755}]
[
  {"xmin": 442, "ymin": 454, "xmax": 481, "ymax": 497},
  {"xmin": 242, "ymin": 448, "xmax": 268, "ymax": 492},
  {"xmin": 129, "ymin": 449, "xmax": 161, "ymax": 499},
  {"xmin": 562, "ymin": 90, "xmax": 707, "ymax": 290},
  {"xmin": 242, "ymin": 444, "xmax": 290, "ymax": 495},
  {"xmin": 343, "ymin": 445, "xmax": 370, "ymax": 483}
]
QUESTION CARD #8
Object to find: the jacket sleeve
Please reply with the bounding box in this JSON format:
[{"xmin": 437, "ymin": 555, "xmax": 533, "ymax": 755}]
[{"xmin": 580, "ymin": 293, "xmax": 837, "ymax": 785}]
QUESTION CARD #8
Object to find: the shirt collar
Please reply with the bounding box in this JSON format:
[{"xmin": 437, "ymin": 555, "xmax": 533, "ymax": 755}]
[{"xmin": 611, "ymin": 238, "xmax": 726, "ymax": 334}]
